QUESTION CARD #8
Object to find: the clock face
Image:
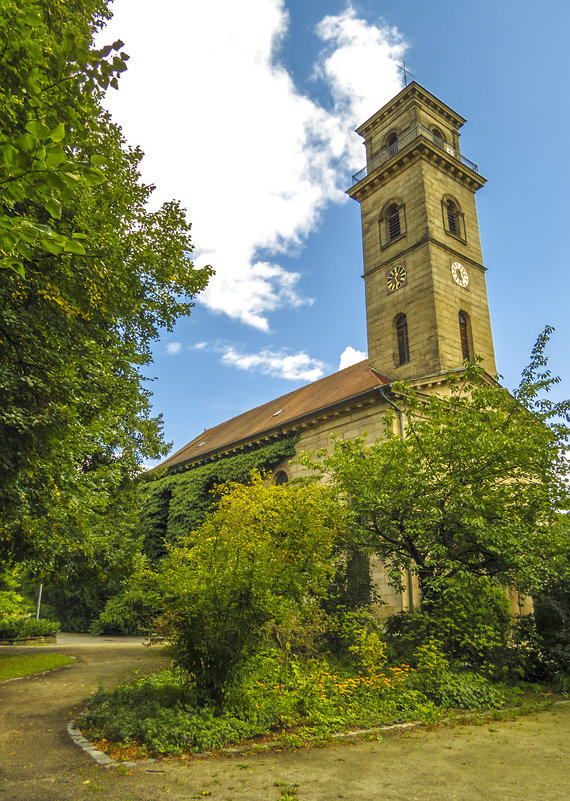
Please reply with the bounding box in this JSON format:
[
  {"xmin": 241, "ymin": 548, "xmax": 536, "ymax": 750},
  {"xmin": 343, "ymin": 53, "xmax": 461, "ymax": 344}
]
[
  {"xmin": 451, "ymin": 261, "xmax": 469, "ymax": 287},
  {"xmin": 386, "ymin": 263, "xmax": 407, "ymax": 293}
]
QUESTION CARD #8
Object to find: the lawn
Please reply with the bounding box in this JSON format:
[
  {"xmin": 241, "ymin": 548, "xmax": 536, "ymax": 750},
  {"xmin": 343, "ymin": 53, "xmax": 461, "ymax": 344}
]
[{"xmin": 0, "ymin": 652, "xmax": 74, "ymax": 680}]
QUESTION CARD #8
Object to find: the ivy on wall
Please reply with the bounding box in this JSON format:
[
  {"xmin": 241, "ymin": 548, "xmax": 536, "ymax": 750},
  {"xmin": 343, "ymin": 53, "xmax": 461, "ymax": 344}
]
[{"xmin": 138, "ymin": 436, "xmax": 299, "ymax": 561}]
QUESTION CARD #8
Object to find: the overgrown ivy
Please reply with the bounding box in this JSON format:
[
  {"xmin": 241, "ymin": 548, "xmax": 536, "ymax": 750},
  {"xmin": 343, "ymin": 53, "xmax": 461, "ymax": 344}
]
[{"xmin": 138, "ymin": 435, "xmax": 299, "ymax": 560}]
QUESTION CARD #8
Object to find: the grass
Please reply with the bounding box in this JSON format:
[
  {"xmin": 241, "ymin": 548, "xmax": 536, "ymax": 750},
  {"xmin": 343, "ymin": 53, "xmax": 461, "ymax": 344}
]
[{"xmin": 0, "ymin": 652, "xmax": 74, "ymax": 680}]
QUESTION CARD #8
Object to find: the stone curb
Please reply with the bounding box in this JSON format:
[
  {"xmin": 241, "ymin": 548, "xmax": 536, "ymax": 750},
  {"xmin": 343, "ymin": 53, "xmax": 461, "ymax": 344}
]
[{"xmin": 67, "ymin": 721, "xmax": 139, "ymax": 769}]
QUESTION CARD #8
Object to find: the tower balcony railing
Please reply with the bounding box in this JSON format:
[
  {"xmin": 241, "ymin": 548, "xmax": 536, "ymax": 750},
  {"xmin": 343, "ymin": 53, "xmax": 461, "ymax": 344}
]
[{"xmin": 351, "ymin": 124, "xmax": 478, "ymax": 184}]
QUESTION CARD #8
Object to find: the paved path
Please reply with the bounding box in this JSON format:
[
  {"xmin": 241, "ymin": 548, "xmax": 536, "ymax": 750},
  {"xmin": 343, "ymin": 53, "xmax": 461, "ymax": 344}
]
[{"xmin": 1, "ymin": 635, "xmax": 569, "ymax": 800}]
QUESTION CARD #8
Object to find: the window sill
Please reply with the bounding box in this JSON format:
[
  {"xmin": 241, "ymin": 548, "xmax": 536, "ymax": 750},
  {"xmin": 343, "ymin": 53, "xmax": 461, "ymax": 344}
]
[
  {"xmin": 444, "ymin": 229, "xmax": 467, "ymax": 244},
  {"xmin": 380, "ymin": 233, "xmax": 407, "ymax": 251}
]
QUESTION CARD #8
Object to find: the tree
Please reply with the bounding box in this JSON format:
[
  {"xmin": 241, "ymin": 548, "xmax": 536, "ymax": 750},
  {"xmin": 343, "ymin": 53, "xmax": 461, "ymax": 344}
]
[
  {"xmin": 0, "ymin": 0, "xmax": 212, "ymax": 570},
  {"xmin": 0, "ymin": 0, "xmax": 120, "ymax": 275},
  {"xmin": 301, "ymin": 334, "xmax": 569, "ymax": 609},
  {"xmin": 149, "ymin": 473, "xmax": 347, "ymax": 705}
]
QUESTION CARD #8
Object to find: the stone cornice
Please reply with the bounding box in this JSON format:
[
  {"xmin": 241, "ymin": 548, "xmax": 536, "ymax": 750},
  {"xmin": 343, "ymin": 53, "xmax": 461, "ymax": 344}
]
[
  {"xmin": 362, "ymin": 234, "xmax": 486, "ymax": 281},
  {"xmin": 347, "ymin": 137, "xmax": 486, "ymax": 203},
  {"xmin": 356, "ymin": 82, "xmax": 466, "ymax": 140}
]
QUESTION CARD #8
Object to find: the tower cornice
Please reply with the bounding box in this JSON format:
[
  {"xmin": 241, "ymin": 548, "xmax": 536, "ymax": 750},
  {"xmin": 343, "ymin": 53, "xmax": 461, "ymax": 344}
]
[
  {"xmin": 347, "ymin": 135, "xmax": 486, "ymax": 203},
  {"xmin": 362, "ymin": 235, "xmax": 487, "ymax": 280},
  {"xmin": 356, "ymin": 82, "xmax": 466, "ymax": 139}
]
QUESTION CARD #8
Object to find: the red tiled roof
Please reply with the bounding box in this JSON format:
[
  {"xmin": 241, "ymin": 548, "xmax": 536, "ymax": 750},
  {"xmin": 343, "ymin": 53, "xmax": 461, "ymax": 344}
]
[{"xmin": 160, "ymin": 360, "xmax": 390, "ymax": 469}]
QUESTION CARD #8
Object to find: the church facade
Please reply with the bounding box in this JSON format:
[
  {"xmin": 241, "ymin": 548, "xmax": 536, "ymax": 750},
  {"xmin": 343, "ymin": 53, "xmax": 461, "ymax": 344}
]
[{"xmin": 159, "ymin": 83, "xmax": 497, "ymax": 615}]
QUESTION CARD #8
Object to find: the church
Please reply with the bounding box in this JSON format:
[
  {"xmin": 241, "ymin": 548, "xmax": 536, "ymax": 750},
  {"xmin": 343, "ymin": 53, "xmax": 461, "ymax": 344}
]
[{"xmin": 157, "ymin": 82, "xmax": 498, "ymax": 613}]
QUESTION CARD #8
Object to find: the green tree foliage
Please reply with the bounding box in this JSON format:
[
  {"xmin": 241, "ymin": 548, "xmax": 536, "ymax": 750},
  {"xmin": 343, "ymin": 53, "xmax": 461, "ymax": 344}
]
[
  {"xmin": 0, "ymin": 0, "xmax": 212, "ymax": 569},
  {"xmin": 138, "ymin": 436, "xmax": 298, "ymax": 560},
  {"xmin": 149, "ymin": 473, "xmax": 348, "ymax": 705},
  {"xmin": 384, "ymin": 576, "xmax": 511, "ymax": 670},
  {"xmin": 0, "ymin": 0, "xmax": 116, "ymax": 275},
  {"xmin": 520, "ymin": 515, "xmax": 570, "ymax": 684},
  {"xmin": 34, "ymin": 517, "xmax": 147, "ymax": 632},
  {"xmin": 301, "ymin": 333, "xmax": 569, "ymax": 608},
  {"xmin": 0, "ymin": 563, "xmax": 31, "ymax": 615}
]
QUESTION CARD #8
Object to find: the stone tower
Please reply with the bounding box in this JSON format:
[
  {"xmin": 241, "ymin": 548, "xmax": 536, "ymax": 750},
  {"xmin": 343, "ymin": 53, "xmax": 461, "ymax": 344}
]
[{"xmin": 347, "ymin": 82, "xmax": 496, "ymax": 379}]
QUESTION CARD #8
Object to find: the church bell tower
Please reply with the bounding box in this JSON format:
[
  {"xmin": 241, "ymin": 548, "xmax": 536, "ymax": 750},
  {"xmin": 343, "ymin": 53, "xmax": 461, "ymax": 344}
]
[{"xmin": 347, "ymin": 82, "xmax": 496, "ymax": 379}]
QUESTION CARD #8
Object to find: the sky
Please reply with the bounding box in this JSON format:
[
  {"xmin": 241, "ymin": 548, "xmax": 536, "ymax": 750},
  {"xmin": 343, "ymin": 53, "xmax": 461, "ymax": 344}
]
[{"xmin": 100, "ymin": 0, "xmax": 570, "ymax": 463}]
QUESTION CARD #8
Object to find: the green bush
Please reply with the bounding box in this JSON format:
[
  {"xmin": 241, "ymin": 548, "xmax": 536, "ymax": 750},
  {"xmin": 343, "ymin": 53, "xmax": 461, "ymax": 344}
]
[
  {"xmin": 138, "ymin": 436, "xmax": 299, "ymax": 560},
  {"xmin": 151, "ymin": 474, "xmax": 347, "ymax": 705},
  {"xmin": 0, "ymin": 614, "xmax": 59, "ymax": 640},
  {"xmin": 0, "ymin": 567, "xmax": 33, "ymax": 616},
  {"xmin": 385, "ymin": 577, "xmax": 511, "ymax": 670},
  {"xmin": 90, "ymin": 583, "xmax": 160, "ymax": 636},
  {"xmin": 411, "ymin": 640, "xmax": 507, "ymax": 709},
  {"xmin": 533, "ymin": 580, "xmax": 570, "ymax": 688}
]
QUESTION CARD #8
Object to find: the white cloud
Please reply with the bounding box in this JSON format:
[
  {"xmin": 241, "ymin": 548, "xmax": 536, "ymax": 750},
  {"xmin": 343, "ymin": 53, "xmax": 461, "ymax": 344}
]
[
  {"xmin": 221, "ymin": 346, "xmax": 327, "ymax": 382},
  {"xmin": 315, "ymin": 8, "xmax": 407, "ymax": 125},
  {"xmin": 165, "ymin": 342, "xmax": 183, "ymax": 354},
  {"xmin": 339, "ymin": 346, "xmax": 367, "ymax": 371},
  {"xmin": 101, "ymin": 2, "xmax": 407, "ymax": 331}
]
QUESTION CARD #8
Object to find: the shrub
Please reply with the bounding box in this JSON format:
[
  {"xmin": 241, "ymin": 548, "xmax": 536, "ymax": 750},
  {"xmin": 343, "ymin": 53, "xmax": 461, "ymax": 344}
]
[
  {"xmin": 411, "ymin": 640, "xmax": 506, "ymax": 709},
  {"xmin": 0, "ymin": 614, "xmax": 59, "ymax": 640},
  {"xmin": 385, "ymin": 577, "xmax": 511, "ymax": 670},
  {"xmin": 150, "ymin": 474, "xmax": 347, "ymax": 705},
  {"xmin": 90, "ymin": 583, "xmax": 160, "ymax": 636},
  {"xmin": 0, "ymin": 566, "xmax": 33, "ymax": 616}
]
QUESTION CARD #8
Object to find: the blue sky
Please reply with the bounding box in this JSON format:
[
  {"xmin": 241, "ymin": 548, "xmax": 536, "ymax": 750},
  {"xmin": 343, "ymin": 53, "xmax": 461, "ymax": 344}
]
[{"xmin": 101, "ymin": 0, "xmax": 570, "ymax": 462}]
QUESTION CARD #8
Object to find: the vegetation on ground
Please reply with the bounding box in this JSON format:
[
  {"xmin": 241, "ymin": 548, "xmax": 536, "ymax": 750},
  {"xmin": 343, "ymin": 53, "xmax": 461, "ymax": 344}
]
[
  {"xmin": 0, "ymin": 614, "xmax": 59, "ymax": 640},
  {"xmin": 78, "ymin": 645, "xmax": 519, "ymax": 757},
  {"xmin": 0, "ymin": 652, "xmax": 73, "ymax": 680}
]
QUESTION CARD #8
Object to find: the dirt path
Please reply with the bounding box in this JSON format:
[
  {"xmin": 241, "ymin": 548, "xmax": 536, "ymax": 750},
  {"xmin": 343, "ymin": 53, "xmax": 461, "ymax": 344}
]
[{"xmin": 1, "ymin": 635, "xmax": 569, "ymax": 801}]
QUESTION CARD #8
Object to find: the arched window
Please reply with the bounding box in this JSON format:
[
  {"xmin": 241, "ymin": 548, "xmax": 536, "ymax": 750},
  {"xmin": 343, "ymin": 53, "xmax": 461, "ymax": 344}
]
[
  {"xmin": 386, "ymin": 202, "xmax": 401, "ymax": 240},
  {"xmin": 446, "ymin": 199, "xmax": 459, "ymax": 236},
  {"xmin": 459, "ymin": 311, "xmax": 470, "ymax": 361},
  {"xmin": 396, "ymin": 314, "xmax": 410, "ymax": 365},
  {"xmin": 431, "ymin": 126, "xmax": 446, "ymax": 144},
  {"xmin": 386, "ymin": 132, "xmax": 399, "ymax": 155},
  {"xmin": 380, "ymin": 200, "xmax": 406, "ymax": 248},
  {"xmin": 274, "ymin": 470, "xmax": 289, "ymax": 486},
  {"xmin": 442, "ymin": 196, "xmax": 465, "ymax": 241}
]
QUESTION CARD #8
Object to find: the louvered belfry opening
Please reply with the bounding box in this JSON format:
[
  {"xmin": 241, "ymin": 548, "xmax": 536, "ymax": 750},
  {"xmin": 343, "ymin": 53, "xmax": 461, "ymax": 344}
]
[
  {"xmin": 396, "ymin": 314, "xmax": 410, "ymax": 365},
  {"xmin": 386, "ymin": 203, "xmax": 401, "ymax": 240},
  {"xmin": 446, "ymin": 200, "xmax": 459, "ymax": 236},
  {"xmin": 459, "ymin": 311, "xmax": 470, "ymax": 360}
]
